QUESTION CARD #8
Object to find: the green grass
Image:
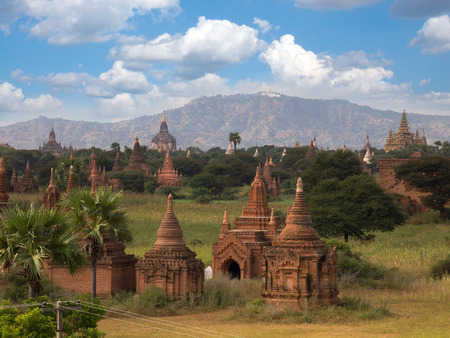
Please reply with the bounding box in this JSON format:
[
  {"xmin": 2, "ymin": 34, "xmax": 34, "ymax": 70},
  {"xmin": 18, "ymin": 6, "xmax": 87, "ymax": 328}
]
[{"xmin": 122, "ymin": 192, "xmax": 292, "ymax": 265}]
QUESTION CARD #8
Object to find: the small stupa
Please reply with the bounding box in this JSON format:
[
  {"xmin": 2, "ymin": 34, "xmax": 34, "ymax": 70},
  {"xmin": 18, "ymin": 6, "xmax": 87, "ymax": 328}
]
[
  {"xmin": 225, "ymin": 141, "xmax": 235, "ymax": 155},
  {"xmin": 66, "ymin": 165, "xmax": 76, "ymax": 193},
  {"xmin": 156, "ymin": 150, "xmax": 183, "ymax": 188},
  {"xmin": 112, "ymin": 152, "xmax": 124, "ymax": 172},
  {"xmin": 135, "ymin": 194, "xmax": 204, "ymax": 298},
  {"xmin": 42, "ymin": 168, "xmax": 60, "ymax": 209}
]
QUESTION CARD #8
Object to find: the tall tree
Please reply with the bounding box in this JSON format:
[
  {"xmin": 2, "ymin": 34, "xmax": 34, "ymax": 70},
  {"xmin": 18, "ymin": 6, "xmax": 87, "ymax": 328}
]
[
  {"xmin": 0, "ymin": 205, "xmax": 85, "ymax": 298},
  {"xmin": 306, "ymin": 175, "xmax": 405, "ymax": 242},
  {"xmin": 301, "ymin": 149, "xmax": 363, "ymax": 193},
  {"xmin": 62, "ymin": 187, "xmax": 130, "ymax": 298},
  {"xmin": 395, "ymin": 155, "xmax": 450, "ymax": 219},
  {"xmin": 229, "ymin": 132, "xmax": 241, "ymax": 153}
]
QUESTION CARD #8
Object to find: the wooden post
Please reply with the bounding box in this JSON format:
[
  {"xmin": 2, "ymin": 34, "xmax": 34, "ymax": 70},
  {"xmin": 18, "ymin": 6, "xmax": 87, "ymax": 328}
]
[{"xmin": 56, "ymin": 301, "xmax": 63, "ymax": 338}]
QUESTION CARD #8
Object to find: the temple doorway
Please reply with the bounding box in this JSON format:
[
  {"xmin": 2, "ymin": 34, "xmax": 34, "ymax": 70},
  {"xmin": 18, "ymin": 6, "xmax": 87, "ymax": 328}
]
[{"xmin": 226, "ymin": 260, "xmax": 241, "ymax": 279}]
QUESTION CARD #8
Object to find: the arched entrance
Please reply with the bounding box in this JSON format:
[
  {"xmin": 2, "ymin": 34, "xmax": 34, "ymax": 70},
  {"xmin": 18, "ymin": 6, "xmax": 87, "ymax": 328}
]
[{"xmin": 226, "ymin": 260, "xmax": 241, "ymax": 279}]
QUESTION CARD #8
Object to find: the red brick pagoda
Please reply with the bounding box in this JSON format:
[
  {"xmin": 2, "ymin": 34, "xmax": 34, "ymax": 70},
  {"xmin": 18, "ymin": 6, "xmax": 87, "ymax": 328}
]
[
  {"xmin": 156, "ymin": 150, "xmax": 183, "ymax": 188},
  {"xmin": 261, "ymin": 178, "xmax": 340, "ymax": 308},
  {"xmin": 212, "ymin": 166, "xmax": 282, "ymax": 279},
  {"xmin": 135, "ymin": 194, "xmax": 204, "ymax": 298}
]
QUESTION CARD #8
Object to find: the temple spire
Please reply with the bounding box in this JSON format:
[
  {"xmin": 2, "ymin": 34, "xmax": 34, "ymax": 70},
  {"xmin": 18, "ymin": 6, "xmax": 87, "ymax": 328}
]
[
  {"xmin": 162, "ymin": 111, "xmax": 166, "ymax": 122},
  {"xmin": 277, "ymin": 178, "xmax": 320, "ymax": 243}
]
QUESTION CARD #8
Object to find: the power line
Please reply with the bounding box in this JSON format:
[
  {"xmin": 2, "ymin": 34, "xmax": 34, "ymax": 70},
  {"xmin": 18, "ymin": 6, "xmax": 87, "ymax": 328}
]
[
  {"xmin": 77, "ymin": 300, "xmax": 239, "ymax": 338},
  {"xmin": 70, "ymin": 307, "xmax": 199, "ymax": 337}
]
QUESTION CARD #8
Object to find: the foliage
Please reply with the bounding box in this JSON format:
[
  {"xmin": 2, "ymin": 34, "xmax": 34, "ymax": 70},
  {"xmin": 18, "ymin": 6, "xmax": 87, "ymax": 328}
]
[
  {"xmin": 307, "ymin": 175, "xmax": 406, "ymax": 241},
  {"xmin": 62, "ymin": 187, "xmax": 130, "ymax": 298},
  {"xmin": 301, "ymin": 149, "xmax": 363, "ymax": 193},
  {"xmin": 109, "ymin": 171, "xmax": 157, "ymax": 193},
  {"xmin": 229, "ymin": 132, "xmax": 241, "ymax": 152},
  {"xmin": 0, "ymin": 205, "xmax": 86, "ymax": 297},
  {"xmin": 324, "ymin": 239, "xmax": 387, "ymax": 287},
  {"xmin": 172, "ymin": 157, "xmax": 205, "ymax": 177},
  {"xmin": 395, "ymin": 155, "xmax": 450, "ymax": 219},
  {"xmin": 0, "ymin": 296, "xmax": 105, "ymax": 337},
  {"xmin": 430, "ymin": 255, "xmax": 450, "ymax": 280}
]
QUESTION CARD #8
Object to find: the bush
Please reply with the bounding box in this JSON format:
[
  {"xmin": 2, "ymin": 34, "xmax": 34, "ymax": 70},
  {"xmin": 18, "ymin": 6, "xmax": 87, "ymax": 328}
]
[
  {"xmin": 200, "ymin": 276, "xmax": 260, "ymax": 309},
  {"xmin": 430, "ymin": 254, "xmax": 450, "ymax": 280},
  {"xmin": 157, "ymin": 186, "xmax": 183, "ymax": 199},
  {"xmin": 195, "ymin": 195, "xmax": 211, "ymax": 204},
  {"xmin": 325, "ymin": 239, "xmax": 387, "ymax": 287}
]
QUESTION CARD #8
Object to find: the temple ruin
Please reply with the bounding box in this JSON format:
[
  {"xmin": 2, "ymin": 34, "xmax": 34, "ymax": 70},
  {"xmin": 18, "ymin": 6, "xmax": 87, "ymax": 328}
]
[{"xmin": 135, "ymin": 194, "xmax": 204, "ymax": 298}]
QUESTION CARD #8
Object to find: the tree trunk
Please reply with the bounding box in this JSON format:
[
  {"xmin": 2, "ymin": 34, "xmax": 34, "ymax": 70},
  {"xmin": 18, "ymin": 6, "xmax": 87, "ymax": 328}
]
[
  {"xmin": 344, "ymin": 233, "xmax": 349, "ymax": 243},
  {"xmin": 29, "ymin": 284, "xmax": 36, "ymax": 298},
  {"xmin": 92, "ymin": 259, "xmax": 97, "ymax": 299}
]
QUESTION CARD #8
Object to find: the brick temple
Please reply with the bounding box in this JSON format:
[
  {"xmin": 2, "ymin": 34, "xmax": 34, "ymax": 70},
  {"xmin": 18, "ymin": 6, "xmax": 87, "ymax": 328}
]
[
  {"xmin": 156, "ymin": 150, "xmax": 183, "ymax": 188},
  {"xmin": 212, "ymin": 165, "xmax": 282, "ymax": 279},
  {"xmin": 135, "ymin": 194, "xmax": 204, "ymax": 298},
  {"xmin": 261, "ymin": 178, "xmax": 340, "ymax": 308},
  {"xmin": 378, "ymin": 152, "xmax": 429, "ymax": 213},
  {"xmin": 262, "ymin": 158, "xmax": 280, "ymax": 197},
  {"xmin": 125, "ymin": 137, "xmax": 152, "ymax": 175},
  {"xmin": 13, "ymin": 161, "xmax": 39, "ymax": 193},
  {"xmin": 151, "ymin": 112, "xmax": 177, "ymax": 152},
  {"xmin": 42, "ymin": 168, "xmax": 60, "ymax": 209}
]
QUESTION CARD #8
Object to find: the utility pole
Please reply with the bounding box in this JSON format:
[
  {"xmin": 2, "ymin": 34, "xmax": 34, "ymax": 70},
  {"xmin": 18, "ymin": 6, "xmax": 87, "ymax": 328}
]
[{"xmin": 42, "ymin": 300, "xmax": 81, "ymax": 337}]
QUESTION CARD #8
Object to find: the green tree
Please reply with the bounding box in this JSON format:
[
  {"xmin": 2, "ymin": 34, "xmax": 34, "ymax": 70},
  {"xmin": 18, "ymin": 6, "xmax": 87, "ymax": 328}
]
[
  {"xmin": 301, "ymin": 149, "xmax": 363, "ymax": 193},
  {"xmin": 306, "ymin": 175, "xmax": 405, "ymax": 242},
  {"xmin": 229, "ymin": 132, "xmax": 241, "ymax": 153},
  {"xmin": 395, "ymin": 155, "xmax": 450, "ymax": 219},
  {"xmin": 110, "ymin": 142, "xmax": 120, "ymax": 153},
  {"xmin": 62, "ymin": 188, "xmax": 131, "ymax": 298},
  {"xmin": 0, "ymin": 205, "xmax": 85, "ymax": 298}
]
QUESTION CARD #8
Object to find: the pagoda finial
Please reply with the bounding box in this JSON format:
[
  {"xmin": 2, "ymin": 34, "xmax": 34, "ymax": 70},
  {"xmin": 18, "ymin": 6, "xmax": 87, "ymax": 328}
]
[
  {"xmin": 296, "ymin": 177, "xmax": 303, "ymax": 193},
  {"xmin": 222, "ymin": 207, "xmax": 230, "ymax": 225},
  {"xmin": 162, "ymin": 111, "xmax": 166, "ymax": 122},
  {"xmin": 49, "ymin": 168, "xmax": 55, "ymax": 187},
  {"xmin": 135, "ymin": 136, "xmax": 139, "ymax": 143}
]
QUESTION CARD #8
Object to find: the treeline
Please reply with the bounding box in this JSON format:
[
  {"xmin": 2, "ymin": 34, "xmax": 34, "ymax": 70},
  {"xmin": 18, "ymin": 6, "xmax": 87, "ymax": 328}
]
[{"xmin": 0, "ymin": 140, "xmax": 449, "ymax": 195}]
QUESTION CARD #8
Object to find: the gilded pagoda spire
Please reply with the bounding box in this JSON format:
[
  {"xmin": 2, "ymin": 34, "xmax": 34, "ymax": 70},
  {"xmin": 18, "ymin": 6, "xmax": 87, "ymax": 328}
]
[{"xmin": 162, "ymin": 110, "xmax": 166, "ymax": 122}]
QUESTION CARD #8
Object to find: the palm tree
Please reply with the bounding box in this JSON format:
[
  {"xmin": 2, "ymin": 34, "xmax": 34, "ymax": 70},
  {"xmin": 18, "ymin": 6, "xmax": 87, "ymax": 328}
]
[
  {"xmin": 229, "ymin": 132, "xmax": 241, "ymax": 153},
  {"xmin": 0, "ymin": 205, "xmax": 86, "ymax": 298},
  {"xmin": 62, "ymin": 187, "xmax": 130, "ymax": 298}
]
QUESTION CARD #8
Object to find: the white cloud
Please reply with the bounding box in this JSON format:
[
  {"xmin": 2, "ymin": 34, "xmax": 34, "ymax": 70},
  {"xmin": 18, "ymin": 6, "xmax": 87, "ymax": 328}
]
[
  {"xmin": 0, "ymin": 81, "xmax": 63, "ymax": 114},
  {"xmin": 3, "ymin": 0, "xmax": 180, "ymax": 45},
  {"xmin": 162, "ymin": 73, "xmax": 230, "ymax": 97},
  {"xmin": 419, "ymin": 78, "xmax": 431, "ymax": 86},
  {"xmin": 390, "ymin": 0, "xmax": 450, "ymax": 18},
  {"xmin": 409, "ymin": 15, "xmax": 450, "ymax": 54},
  {"xmin": 292, "ymin": 0, "xmax": 382, "ymax": 10},
  {"xmin": 110, "ymin": 16, "xmax": 266, "ymax": 79},
  {"xmin": 332, "ymin": 50, "xmax": 393, "ymax": 70},
  {"xmin": 84, "ymin": 61, "xmax": 152, "ymax": 97},
  {"xmin": 39, "ymin": 72, "xmax": 92, "ymax": 91},
  {"xmin": 253, "ymin": 18, "xmax": 272, "ymax": 34},
  {"xmin": 0, "ymin": 0, "xmax": 26, "ymax": 34},
  {"xmin": 259, "ymin": 34, "xmax": 406, "ymax": 101},
  {"xmin": 10, "ymin": 69, "xmax": 33, "ymax": 82}
]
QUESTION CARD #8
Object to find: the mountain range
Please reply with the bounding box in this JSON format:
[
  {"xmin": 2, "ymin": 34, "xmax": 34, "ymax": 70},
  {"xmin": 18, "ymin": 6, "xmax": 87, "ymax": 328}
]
[{"xmin": 1, "ymin": 92, "xmax": 449, "ymax": 151}]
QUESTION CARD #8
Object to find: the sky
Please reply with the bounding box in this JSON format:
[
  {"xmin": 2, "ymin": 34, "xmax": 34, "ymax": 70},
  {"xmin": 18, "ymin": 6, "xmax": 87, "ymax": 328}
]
[{"xmin": 0, "ymin": 0, "xmax": 449, "ymax": 126}]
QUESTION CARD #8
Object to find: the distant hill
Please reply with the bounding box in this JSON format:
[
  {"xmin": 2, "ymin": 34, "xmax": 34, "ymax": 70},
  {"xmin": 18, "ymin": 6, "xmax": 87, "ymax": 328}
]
[{"xmin": 1, "ymin": 92, "xmax": 449, "ymax": 150}]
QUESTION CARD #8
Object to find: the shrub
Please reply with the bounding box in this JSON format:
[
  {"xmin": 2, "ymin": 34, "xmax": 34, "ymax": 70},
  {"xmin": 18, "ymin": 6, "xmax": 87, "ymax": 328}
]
[
  {"xmin": 325, "ymin": 239, "xmax": 387, "ymax": 287},
  {"xmin": 430, "ymin": 254, "xmax": 450, "ymax": 280},
  {"xmin": 195, "ymin": 195, "xmax": 211, "ymax": 204},
  {"xmin": 157, "ymin": 186, "xmax": 183, "ymax": 199}
]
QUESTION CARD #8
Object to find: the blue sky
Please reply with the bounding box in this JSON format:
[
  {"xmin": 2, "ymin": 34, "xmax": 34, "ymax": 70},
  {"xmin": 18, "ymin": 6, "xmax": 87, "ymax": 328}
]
[{"xmin": 0, "ymin": 0, "xmax": 449, "ymax": 126}]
